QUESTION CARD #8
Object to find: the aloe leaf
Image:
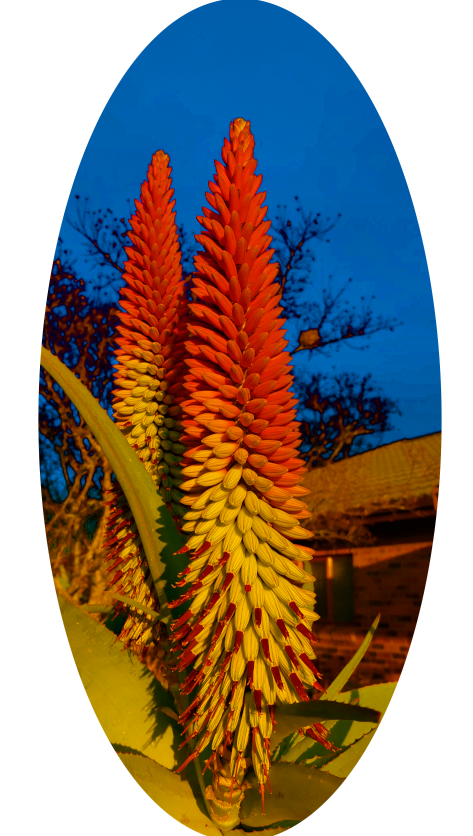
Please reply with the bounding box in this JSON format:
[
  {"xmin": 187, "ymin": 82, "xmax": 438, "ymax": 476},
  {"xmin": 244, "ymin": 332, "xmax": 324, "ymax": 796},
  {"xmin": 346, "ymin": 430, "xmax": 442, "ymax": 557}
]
[
  {"xmin": 294, "ymin": 682, "xmax": 397, "ymax": 778},
  {"xmin": 274, "ymin": 614, "xmax": 381, "ymax": 762},
  {"xmin": 117, "ymin": 752, "xmax": 223, "ymax": 836},
  {"xmin": 320, "ymin": 729, "xmax": 377, "ymax": 778},
  {"xmin": 240, "ymin": 762, "xmax": 343, "ymax": 828},
  {"xmin": 322, "ymin": 613, "xmax": 381, "ymax": 702},
  {"xmin": 280, "ymin": 681, "xmax": 397, "ymax": 767},
  {"xmin": 271, "ymin": 700, "xmax": 380, "ymax": 752},
  {"xmin": 41, "ymin": 347, "xmax": 188, "ymax": 615},
  {"xmin": 59, "ymin": 595, "xmax": 182, "ymax": 770},
  {"xmin": 320, "ymin": 682, "xmax": 397, "ymax": 778}
]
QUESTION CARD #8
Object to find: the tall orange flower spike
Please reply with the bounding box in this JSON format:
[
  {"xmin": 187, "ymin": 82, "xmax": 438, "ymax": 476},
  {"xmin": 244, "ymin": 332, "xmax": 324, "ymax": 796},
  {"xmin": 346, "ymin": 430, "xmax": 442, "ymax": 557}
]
[
  {"xmin": 169, "ymin": 120, "xmax": 333, "ymax": 800},
  {"xmin": 104, "ymin": 150, "xmax": 188, "ymax": 653}
]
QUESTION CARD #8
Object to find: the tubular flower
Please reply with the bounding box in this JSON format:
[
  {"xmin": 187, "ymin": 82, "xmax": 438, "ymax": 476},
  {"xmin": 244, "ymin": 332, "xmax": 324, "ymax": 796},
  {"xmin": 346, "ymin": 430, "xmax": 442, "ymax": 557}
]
[
  {"xmin": 169, "ymin": 119, "xmax": 329, "ymax": 807},
  {"xmin": 104, "ymin": 150, "xmax": 188, "ymax": 651}
]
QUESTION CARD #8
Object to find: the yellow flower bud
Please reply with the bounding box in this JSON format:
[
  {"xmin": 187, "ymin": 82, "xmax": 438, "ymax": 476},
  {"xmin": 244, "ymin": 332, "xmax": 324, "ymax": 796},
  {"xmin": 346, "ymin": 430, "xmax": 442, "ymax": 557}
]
[
  {"xmin": 223, "ymin": 528, "xmax": 243, "ymax": 553},
  {"xmin": 227, "ymin": 544, "xmax": 246, "ymax": 575},
  {"xmin": 196, "ymin": 470, "xmax": 226, "ymax": 487},
  {"xmin": 244, "ymin": 490, "xmax": 260, "ymax": 515},
  {"xmin": 228, "ymin": 483, "xmax": 247, "ymax": 506},
  {"xmin": 242, "ymin": 624, "xmax": 260, "ymax": 662},
  {"xmin": 219, "ymin": 504, "xmax": 241, "ymax": 525},
  {"xmin": 201, "ymin": 497, "xmax": 228, "ymax": 520},
  {"xmin": 256, "ymin": 562, "xmax": 279, "ymax": 589},
  {"xmin": 251, "ymin": 515, "xmax": 272, "ymax": 541},
  {"xmin": 236, "ymin": 505, "xmax": 253, "ymax": 533},
  {"xmin": 242, "ymin": 529, "xmax": 259, "ymax": 553},
  {"xmin": 255, "ymin": 541, "xmax": 275, "ymax": 565},
  {"xmin": 222, "ymin": 463, "xmax": 243, "ymax": 489},
  {"xmin": 213, "ymin": 442, "xmax": 239, "ymax": 457},
  {"xmin": 241, "ymin": 552, "xmax": 257, "ymax": 587},
  {"xmin": 271, "ymin": 508, "xmax": 298, "ymax": 528},
  {"xmin": 194, "ymin": 518, "xmax": 216, "ymax": 535},
  {"xmin": 234, "ymin": 594, "xmax": 252, "ymax": 632},
  {"xmin": 235, "ymin": 695, "xmax": 251, "ymax": 754},
  {"xmin": 190, "ymin": 486, "xmax": 217, "ymax": 509},
  {"xmin": 230, "ymin": 648, "xmax": 246, "ymax": 683},
  {"xmin": 242, "ymin": 467, "xmax": 258, "ymax": 485},
  {"xmin": 205, "ymin": 455, "xmax": 233, "ymax": 471}
]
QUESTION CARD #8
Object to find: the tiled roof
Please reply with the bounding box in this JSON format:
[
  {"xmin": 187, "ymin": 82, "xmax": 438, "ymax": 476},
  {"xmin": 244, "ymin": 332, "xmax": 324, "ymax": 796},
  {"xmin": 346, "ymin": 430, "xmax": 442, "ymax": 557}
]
[{"xmin": 302, "ymin": 432, "xmax": 441, "ymax": 519}]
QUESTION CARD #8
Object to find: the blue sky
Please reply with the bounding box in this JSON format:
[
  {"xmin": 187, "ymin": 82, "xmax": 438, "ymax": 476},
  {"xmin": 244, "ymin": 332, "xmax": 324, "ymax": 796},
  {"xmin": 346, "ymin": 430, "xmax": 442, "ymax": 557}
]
[{"xmin": 57, "ymin": 0, "xmax": 440, "ymax": 445}]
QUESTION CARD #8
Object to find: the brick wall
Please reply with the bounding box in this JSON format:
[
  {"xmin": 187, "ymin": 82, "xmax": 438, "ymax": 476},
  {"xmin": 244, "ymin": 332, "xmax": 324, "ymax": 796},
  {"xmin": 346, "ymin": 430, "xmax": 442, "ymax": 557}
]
[{"xmin": 313, "ymin": 542, "xmax": 432, "ymax": 689}]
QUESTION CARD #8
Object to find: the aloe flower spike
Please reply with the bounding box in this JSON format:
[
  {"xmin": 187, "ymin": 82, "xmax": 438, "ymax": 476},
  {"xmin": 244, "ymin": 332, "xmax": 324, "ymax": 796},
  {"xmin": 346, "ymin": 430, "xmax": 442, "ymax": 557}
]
[
  {"xmin": 103, "ymin": 150, "xmax": 187, "ymax": 652},
  {"xmin": 169, "ymin": 119, "xmax": 332, "ymax": 814}
]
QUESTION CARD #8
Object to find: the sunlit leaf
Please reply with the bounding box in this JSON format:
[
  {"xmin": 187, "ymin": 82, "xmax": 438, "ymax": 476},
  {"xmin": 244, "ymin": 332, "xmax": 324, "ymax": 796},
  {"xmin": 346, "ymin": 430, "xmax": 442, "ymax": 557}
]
[
  {"xmin": 271, "ymin": 700, "xmax": 380, "ymax": 752},
  {"xmin": 320, "ymin": 729, "xmax": 377, "ymax": 778}
]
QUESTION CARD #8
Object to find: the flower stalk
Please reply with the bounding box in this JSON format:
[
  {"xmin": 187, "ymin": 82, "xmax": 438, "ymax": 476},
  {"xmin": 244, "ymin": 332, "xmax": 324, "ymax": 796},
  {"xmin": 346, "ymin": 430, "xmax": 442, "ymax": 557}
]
[
  {"xmin": 168, "ymin": 119, "xmax": 332, "ymax": 821},
  {"xmin": 103, "ymin": 150, "xmax": 188, "ymax": 653}
]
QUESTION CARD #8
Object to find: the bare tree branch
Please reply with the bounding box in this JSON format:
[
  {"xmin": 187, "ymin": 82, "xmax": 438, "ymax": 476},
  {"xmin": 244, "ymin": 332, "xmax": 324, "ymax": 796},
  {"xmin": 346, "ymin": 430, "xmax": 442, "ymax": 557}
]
[
  {"xmin": 273, "ymin": 196, "xmax": 400, "ymax": 354},
  {"xmin": 68, "ymin": 196, "xmax": 195, "ymax": 302},
  {"xmin": 273, "ymin": 196, "xmax": 338, "ymax": 297},
  {"xmin": 40, "ymin": 258, "xmax": 117, "ymax": 604},
  {"xmin": 293, "ymin": 279, "xmax": 399, "ymax": 354},
  {"xmin": 297, "ymin": 371, "xmax": 401, "ymax": 467}
]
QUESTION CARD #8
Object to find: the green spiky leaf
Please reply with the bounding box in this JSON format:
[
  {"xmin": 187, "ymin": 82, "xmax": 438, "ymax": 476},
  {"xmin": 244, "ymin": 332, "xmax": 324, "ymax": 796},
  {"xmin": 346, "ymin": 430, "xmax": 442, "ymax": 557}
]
[
  {"xmin": 58, "ymin": 595, "xmax": 182, "ymax": 770},
  {"xmin": 240, "ymin": 762, "xmax": 343, "ymax": 828},
  {"xmin": 41, "ymin": 347, "xmax": 187, "ymax": 615},
  {"xmin": 279, "ymin": 681, "xmax": 396, "ymax": 766},
  {"xmin": 271, "ymin": 700, "xmax": 380, "ymax": 752},
  {"xmin": 117, "ymin": 752, "xmax": 222, "ymax": 836},
  {"xmin": 274, "ymin": 614, "xmax": 381, "ymax": 762},
  {"xmin": 322, "ymin": 614, "xmax": 380, "ymax": 702},
  {"xmin": 320, "ymin": 729, "xmax": 377, "ymax": 778}
]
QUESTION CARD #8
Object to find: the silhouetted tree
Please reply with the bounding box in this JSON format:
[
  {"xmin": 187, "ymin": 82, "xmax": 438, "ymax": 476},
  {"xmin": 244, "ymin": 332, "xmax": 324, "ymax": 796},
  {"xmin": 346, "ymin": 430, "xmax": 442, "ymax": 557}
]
[
  {"xmin": 297, "ymin": 371, "xmax": 400, "ymax": 467},
  {"xmin": 69, "ymin": 195, "xmax": 195, "ymax": 300},
  {"xmin": 273, "ymin": 197, "xmax": 337, "ymax": 304},
  {"xmin": 40, "ymin": 251, "xmax": 117, "ymax": 603},
  {"xmin": 273, "ymin": 197, "xmax": 399, "ymax": 355}
]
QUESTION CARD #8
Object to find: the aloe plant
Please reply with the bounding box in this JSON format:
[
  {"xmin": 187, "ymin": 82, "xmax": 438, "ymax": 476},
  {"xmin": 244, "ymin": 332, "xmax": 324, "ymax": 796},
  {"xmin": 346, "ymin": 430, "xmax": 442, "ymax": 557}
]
[{"xmin": 41, "ymin": 118, "xmax": 399, "ymax": 833}]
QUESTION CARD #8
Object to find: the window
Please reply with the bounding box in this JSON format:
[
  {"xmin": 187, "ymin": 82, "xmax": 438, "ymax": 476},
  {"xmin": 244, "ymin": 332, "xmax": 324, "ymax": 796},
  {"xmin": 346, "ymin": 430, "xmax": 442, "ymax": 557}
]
[{"xmin": 310, "ymin": 554, "xmax": 354, "ymax": 623}]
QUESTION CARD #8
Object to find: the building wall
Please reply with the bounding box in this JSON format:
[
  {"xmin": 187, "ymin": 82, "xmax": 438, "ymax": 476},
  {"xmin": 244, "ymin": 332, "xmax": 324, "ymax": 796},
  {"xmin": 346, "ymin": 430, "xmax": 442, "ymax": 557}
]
[{"xmin": 313, "ymin": 542, "xmax": 432, "ymax": 689}]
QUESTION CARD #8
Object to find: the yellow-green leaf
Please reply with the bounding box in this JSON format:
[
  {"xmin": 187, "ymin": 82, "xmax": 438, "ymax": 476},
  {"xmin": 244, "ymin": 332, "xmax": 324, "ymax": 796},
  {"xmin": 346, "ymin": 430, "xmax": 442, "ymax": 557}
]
[
  {"xmin": 41, "ymin": 347, "xmax": 187, "ymax": 616},
  {"xmin": 118, "ymin": 752, "xmax": 222, "ymax": 836},
  {"xmin": 59, "ymin": 595, "xmax": 181, "ymax": 770},
  {"xmin": 240, "ymin": 762, "xmax": 343, "ymax": 828}
]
